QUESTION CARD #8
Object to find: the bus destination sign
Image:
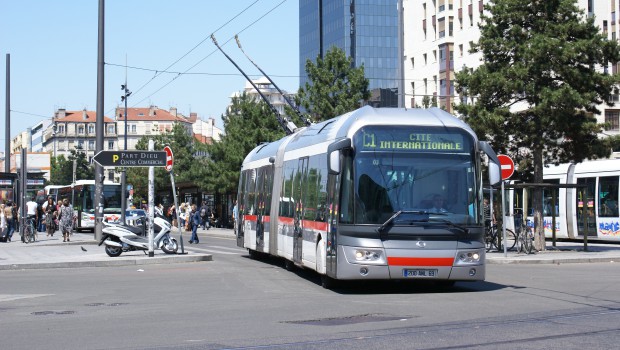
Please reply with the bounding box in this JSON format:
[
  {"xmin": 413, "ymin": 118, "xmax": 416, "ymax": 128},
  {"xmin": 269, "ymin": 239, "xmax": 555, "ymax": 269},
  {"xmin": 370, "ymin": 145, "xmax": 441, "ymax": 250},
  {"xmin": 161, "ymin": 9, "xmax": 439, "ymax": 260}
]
[
  {"xmin": 359, "ymin": 130, "xmax": 466, "ymax": 152},
  {"xmin": 93, "ymin": 151, "xmax": 167, "ymax": 167}
]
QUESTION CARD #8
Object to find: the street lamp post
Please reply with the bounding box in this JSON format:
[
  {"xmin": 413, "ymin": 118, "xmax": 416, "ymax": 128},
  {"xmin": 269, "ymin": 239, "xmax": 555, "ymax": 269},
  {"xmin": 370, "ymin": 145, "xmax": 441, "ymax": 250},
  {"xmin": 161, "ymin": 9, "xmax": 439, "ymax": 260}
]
[
  {"xmin": 52, "ymin": 123, "xmax": 57, "ymax": 158},
  {"xmin": 121, "ymin": 83, "xmax": 131, "ymax": 224}
]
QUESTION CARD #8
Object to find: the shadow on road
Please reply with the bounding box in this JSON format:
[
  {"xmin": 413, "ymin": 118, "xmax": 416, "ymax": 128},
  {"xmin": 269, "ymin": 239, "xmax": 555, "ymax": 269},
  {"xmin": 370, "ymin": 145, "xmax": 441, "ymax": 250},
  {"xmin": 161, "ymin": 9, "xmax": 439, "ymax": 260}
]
[{"xmin": 241, "ymin": 252, "xmax": 510, "ymax": 294}]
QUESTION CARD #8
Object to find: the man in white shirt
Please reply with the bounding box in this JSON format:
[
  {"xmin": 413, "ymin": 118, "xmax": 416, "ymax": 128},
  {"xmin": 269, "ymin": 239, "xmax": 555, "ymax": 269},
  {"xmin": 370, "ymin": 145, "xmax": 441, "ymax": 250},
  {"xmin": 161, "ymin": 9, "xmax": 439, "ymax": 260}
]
[{"xmin": 26, "ymin": 196, "xmax": 39, "ymax": 220}]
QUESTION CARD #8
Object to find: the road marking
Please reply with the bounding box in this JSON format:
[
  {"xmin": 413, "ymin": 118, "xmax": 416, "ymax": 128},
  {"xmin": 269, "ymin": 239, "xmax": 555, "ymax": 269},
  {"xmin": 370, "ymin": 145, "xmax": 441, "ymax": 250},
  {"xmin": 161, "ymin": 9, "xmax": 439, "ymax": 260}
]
[
  {"xmin": 204, "ymin": 245, "xmax": 245, "ymax": 252},
  {"xmin": 185, "ymin": 246, "xmax": 240, "ymax": 255},
  {"xmin": 0, "ymin": 294, "xmax": 52, "ymax": 302}
]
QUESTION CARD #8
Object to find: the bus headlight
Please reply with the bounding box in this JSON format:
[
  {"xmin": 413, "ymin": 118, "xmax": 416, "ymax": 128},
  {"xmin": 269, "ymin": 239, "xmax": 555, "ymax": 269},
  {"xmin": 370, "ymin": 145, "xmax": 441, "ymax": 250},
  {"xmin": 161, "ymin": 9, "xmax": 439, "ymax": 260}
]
[
  {"xmin": 454, "ymin": 249, "xmax": 484, "ymax": 266},
  {"xmin": 343, "ymin": 246, "xmax": 386, "ymax": 265}
]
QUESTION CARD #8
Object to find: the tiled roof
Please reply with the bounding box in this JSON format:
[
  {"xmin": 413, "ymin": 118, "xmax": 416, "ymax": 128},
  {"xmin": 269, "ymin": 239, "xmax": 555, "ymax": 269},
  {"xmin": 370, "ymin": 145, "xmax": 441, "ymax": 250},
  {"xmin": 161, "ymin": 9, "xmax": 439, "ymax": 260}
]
[
  {"xmin": 116, "ymin": 107, "xmax": 193, "ymax": 123},
  {"xmin": 55, "ymin": 110, "xmax": 114, "ymax": 123}
]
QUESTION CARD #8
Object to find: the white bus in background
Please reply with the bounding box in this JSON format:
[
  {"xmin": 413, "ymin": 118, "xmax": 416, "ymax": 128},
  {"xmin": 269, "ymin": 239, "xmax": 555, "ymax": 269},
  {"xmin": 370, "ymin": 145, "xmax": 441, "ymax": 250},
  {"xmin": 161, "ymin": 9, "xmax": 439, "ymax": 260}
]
[
  {"xmin": 44, "ymin": 185, "xmax": 64, "ymax": 203},
  {"xmin": 510, "ymin": 159, "xmax": 620, "ymax": 241},
  {"xmin": 55, "ymin": 180, "xmax": 122, "ymax": 231}
]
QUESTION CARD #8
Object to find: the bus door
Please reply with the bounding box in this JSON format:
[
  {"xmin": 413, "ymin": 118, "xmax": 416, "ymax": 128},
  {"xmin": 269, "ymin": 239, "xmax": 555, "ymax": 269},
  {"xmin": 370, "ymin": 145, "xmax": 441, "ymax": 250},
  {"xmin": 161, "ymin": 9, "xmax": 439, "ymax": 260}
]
[{"xmin": 294, "ymin": 158, "xmax": 309, "ymax": 265}]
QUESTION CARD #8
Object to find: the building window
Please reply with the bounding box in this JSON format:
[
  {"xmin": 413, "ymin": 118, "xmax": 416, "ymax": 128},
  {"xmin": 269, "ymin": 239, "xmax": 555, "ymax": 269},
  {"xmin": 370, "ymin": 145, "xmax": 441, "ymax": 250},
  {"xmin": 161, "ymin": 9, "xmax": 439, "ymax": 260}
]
[
  {"xmin": 605, "ymin": 110, "xmax": 620, "ymax": 131},
  {"xmin": 88, "ymin": 140, "xmax": 95, "ymax": 150},
  {"xmin": 78, "ymin": 125, "xmax": 85, "ymax": 134},
  {"xmin": 57, "ymin": 124, "xmax": 65, "ymax": 134},
  {"xmin": 77, "ymin": 140, "xmax": 84, "ymax": 150},
  {"xmin": 107, "ymin": 125, "xmax": 115, "ymax": 134},
  {"xmin": 108, "ymin": 140, "xmax": 114, "ymax": 150},
  {"xmin": 88, "ymin": 125, "xmax": 94, "ymax": 134},
  {"xmin": 108, "ymin": 171, "xmax": 115, "ymax": 181},
  {"xmin": 131, "ymin": 125, "xmax": 137, "ymax": 134}
]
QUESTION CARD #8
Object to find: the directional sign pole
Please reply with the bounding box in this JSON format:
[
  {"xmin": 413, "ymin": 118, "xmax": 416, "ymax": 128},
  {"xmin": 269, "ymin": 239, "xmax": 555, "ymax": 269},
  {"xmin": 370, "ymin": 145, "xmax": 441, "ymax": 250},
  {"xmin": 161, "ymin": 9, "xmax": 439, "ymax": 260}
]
[{"xmin": 148, "ymin": 140, "xmax": 155, "ymax": 257}]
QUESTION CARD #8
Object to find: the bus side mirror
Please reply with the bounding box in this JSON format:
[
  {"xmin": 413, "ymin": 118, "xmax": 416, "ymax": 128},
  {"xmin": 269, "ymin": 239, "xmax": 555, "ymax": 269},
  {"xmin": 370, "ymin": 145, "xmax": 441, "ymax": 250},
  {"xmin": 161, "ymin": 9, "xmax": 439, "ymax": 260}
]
[
  {"xmin": 479, "ymin": 141, "xmax": 501, "ymax": 186},
  {"xmin": 327, "ymin": 138, "xmax": 351, "ymax": 175},
  {"xmin": 328, "ymin": 151, "xmax": 340, "ymax": 174}
]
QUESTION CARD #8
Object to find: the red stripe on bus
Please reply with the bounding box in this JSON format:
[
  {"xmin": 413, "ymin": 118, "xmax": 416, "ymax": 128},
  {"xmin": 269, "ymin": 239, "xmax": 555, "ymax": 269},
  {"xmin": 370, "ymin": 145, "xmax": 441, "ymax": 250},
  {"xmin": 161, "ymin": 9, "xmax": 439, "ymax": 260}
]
[
  {"xmin": 387, "ymin": 257, "xmax": 454, "ymax": 266},
  {"xmin": 279, "ymin": 217, "xmax": 294, "ymax": 224},
  {"xmin": 244, "ymin": 215, "xmax": 257, "ymax": 222},
  {"xmin": 241, "ymin": 215, "xmax": 270, "ymax": 223},
  {"xmin": 301, "ymin": 220, "xmax": 328, "ymax": 231}
]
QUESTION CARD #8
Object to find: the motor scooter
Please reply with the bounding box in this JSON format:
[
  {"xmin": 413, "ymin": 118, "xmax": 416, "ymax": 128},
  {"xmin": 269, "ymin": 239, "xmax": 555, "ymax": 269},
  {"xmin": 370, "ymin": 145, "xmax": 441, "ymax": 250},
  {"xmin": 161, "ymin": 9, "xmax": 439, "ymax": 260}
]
[{"xmin": 99, "ymin": 213, "xmax": 178, "ymax": 257}]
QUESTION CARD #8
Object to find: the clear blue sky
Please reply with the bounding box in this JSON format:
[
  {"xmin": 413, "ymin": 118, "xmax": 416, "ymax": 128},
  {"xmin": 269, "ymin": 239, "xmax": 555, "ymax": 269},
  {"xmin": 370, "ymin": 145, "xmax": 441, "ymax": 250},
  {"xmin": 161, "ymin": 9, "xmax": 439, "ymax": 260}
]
[{"xmin": 0, "ymin": 0, "xmax": 299, "ymax": 154}]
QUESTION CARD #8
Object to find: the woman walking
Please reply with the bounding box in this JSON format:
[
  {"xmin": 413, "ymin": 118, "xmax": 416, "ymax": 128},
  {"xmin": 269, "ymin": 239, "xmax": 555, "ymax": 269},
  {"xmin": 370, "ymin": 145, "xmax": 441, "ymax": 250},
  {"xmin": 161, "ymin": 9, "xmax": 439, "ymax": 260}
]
[
  {"xmin": 42, "ymin": 196, "xmax": 57, "ymax": 237},
  {"xmin": 58, "ymin": 198, "xmax": 74, "ymax": 242}
]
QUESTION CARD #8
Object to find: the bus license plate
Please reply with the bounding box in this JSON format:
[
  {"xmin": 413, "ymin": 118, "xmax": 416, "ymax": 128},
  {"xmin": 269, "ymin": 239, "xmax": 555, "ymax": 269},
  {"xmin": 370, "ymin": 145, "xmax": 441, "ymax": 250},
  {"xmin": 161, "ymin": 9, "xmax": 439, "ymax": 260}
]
[{"xmin": 403, "ymin": 269, "xmax": 438, "ymax": 278}]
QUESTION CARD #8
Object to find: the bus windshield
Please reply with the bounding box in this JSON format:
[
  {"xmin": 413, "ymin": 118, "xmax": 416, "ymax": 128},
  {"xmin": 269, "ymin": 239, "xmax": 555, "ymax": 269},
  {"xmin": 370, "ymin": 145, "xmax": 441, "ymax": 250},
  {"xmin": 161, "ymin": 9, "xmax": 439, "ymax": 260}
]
[{"xmin": 343, "ymin": 126, "xmax": 480, "ymax": 226}]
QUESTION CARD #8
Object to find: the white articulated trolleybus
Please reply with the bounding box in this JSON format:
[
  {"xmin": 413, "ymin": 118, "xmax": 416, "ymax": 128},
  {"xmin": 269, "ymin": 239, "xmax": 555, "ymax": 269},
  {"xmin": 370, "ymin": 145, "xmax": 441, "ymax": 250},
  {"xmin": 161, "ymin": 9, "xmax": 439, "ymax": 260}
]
[{"xmin": 236, "ymin": 106, "xmax": 501, "ymax": 288}]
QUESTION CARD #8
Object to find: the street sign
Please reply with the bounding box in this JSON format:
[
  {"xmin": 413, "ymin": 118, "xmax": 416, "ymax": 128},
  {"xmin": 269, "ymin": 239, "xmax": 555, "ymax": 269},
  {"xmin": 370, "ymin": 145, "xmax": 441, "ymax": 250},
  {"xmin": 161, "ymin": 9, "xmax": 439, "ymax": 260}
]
[
  {"xmin": 163, "ymin": 146, "xmax": 174, "ymax": 172},
  {"xmin": 497, "ymin": 154, "xmax": 515, "ymax": 180},
  {"xmin": 92, "ymin": 151, "xmax": 167, "ymax": 167}
]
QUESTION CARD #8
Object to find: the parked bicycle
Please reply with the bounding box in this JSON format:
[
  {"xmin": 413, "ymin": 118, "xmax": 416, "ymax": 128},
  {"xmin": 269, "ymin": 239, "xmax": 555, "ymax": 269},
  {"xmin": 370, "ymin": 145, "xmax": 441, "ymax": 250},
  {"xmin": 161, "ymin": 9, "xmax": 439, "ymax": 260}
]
[
  {"xmin": 22, "ymin": 216, "xmax": 37, "ymax": 243},
  {"xmin": 485, "ymin": 223, "xmax": 516, "ymax": 252},
  {"xmin": 515, "ymin": 218, "xmax": 535, "ymax": 254}
]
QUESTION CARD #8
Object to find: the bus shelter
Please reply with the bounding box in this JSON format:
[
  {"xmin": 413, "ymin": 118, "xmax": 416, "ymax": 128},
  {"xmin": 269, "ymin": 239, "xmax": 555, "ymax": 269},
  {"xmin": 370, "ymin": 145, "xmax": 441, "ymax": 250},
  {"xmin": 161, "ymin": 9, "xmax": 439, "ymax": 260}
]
[{"xmin": 503, "ymin": 183, "xmax": 589, "ymax": 252}]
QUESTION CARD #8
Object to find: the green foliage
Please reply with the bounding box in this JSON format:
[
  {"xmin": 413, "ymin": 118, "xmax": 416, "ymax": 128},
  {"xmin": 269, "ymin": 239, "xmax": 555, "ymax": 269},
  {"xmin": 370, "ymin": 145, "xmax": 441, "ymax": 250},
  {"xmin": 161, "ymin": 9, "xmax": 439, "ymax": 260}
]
[
  {"xmin": 454, "ymin": 0, "xmax": 620, "ymax": 249},
  {"xmin": 455, "ymin": 0, "xmax": 620, "ymax": 174},
  {"xmin": 49, "ymin": 149, "xmax": 94, "ymax": 185},
  {"xmin": 296, "ymin": 46, "xmax": 370, "ymax": 122},
  {"xmin": 125, "ymin": 123, "xmax": 208, "ymax": 202},
  {"xmin": 204, "ymin": 93, "xmax": 286, "ymax": 194}
]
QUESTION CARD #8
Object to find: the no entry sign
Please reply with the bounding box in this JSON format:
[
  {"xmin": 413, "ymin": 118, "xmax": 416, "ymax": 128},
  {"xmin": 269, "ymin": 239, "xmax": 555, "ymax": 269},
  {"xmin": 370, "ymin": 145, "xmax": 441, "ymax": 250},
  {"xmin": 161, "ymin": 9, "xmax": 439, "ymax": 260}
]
[{"xmin": 497, "ymin": 154, "xmax": 515, "ymax": 180}]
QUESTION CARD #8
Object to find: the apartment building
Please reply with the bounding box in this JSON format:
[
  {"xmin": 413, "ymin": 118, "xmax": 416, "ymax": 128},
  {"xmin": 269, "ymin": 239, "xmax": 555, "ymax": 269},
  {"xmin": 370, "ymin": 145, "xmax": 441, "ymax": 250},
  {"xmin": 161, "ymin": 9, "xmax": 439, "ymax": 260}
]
[{"xmin": 404, "ymin": 0, "xmax": 620, "ymax": 132}]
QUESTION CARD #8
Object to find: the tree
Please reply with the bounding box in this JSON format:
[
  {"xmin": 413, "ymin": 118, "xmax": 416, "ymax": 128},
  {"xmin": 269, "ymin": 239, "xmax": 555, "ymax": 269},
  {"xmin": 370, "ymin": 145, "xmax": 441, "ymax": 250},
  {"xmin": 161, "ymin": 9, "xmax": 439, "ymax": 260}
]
[
  {"xmin": 49, "ymin": 149, "xmax": 93, "ymax": 185},
  {"xmin": 126, "ymin": 123, "xmax": 208, "ymax": 203},
  {"xmin": 204, "ymin": 93, "xmax": 286, "ymax": 194},
  {"xmin": 296, "ymin": 46, "xmax": 370, "ymax": 122},
  {"xmin": 455, "ymin": 0, "xmax": 620, "ymax": 250}
]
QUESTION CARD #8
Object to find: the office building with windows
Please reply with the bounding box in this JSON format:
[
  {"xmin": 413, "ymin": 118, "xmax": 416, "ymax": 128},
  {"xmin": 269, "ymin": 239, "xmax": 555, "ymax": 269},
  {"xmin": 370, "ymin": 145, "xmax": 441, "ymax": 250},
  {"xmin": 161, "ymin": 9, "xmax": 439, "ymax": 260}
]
[{"xmin": 299, "ymin": 0, "xmax": 400, "ymax": 108}]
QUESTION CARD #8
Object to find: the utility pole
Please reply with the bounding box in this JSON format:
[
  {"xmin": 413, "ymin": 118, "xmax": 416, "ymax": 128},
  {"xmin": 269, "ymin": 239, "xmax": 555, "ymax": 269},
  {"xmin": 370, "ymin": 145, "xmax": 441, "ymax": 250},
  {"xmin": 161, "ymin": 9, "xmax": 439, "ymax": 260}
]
[
  {"xmin": 5, "ymin": 54, "xmax": 10, "ymax": 173},
  {"xmin": 120, "ymin": 81, "xmax": 131, "ymax": 224},
  {"xmin": 94, "ymin": 0, "xmax": 105, "ymax": 241}
]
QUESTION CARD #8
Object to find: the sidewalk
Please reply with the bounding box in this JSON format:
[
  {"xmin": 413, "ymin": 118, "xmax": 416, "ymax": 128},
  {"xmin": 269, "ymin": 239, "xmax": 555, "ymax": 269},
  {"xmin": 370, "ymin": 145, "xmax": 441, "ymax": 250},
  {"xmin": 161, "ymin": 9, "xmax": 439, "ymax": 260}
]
[
  {"xmin": 0, "ymin": 226, "xmax": 233, "ymax": 271},
  {"xmin": 2, "ymin": 226, "xmax": 619, "ymax": 269},
  {"xmin": 486, "ymin": 240, "xmax": 620, "ymax": 264}
]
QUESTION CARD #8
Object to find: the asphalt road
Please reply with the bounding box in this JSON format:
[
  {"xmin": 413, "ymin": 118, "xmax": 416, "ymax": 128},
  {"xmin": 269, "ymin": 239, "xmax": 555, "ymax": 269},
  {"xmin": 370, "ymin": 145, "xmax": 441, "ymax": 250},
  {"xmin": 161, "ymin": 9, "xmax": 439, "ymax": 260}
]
[{"xmin": 1, "ymin": 234, "xmax": 619, "ymax": 350}]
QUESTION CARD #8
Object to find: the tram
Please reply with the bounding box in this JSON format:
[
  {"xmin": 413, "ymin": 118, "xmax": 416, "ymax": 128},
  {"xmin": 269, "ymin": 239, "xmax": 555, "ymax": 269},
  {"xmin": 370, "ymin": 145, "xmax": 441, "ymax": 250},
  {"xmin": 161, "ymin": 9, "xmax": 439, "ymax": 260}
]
[
  {"xmin": 236, "ymin": 106, "xmax": 501, "ymax": 287},
  {"xmin": 510, "ymin": 159, "xmax": 620, "ymax": 241}
]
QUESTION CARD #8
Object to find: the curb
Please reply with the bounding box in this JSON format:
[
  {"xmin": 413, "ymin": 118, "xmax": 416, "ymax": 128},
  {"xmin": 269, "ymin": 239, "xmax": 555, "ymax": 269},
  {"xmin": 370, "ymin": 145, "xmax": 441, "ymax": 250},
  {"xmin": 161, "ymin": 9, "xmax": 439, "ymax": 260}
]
[
  {"xmin": 0, "ymin": 253, "xmax": 212, "ymax": 271},
  {"xmin": 487, "ymin": 257, "xmax": 618, "ymax": 265}
]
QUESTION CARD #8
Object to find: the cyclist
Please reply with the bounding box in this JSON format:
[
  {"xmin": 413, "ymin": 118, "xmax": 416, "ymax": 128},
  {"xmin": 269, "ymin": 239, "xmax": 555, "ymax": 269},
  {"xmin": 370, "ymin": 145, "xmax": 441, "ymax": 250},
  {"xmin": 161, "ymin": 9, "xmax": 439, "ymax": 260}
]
[{"xmin": 20, "ymin": 196, "xmax": 39, "ymax": 243}]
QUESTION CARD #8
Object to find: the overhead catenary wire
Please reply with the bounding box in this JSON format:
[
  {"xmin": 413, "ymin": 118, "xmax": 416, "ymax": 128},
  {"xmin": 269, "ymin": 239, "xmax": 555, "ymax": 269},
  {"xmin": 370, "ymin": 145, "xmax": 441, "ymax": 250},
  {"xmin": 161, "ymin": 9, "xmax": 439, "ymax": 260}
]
[{"xmin": 128, "ymin": 0, "xmax": 288, "ymax": 111}]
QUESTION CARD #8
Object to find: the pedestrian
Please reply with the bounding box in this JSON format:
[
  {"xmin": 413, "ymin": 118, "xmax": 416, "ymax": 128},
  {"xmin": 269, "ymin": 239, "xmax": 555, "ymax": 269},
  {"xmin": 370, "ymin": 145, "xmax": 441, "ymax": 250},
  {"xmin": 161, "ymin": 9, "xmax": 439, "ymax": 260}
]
[
  {"xmin": 0, "ymin": 203, "xmax": 6, "ymax": 242},
  {"xmin": 58, "ymin": 198, "xmax": 74, "ymax": 242},
  {"xmin": 3, "ymin": 202, "xmax": 14, "ymax": 242},
  {"xmin": 169, "ymin": 204, "xmax": 177, "ymax": 227},
  {"xmin": 21, "ymin": 196, "xmax": 39, "ymax": 242},
  {"xmin": 189, "ymin": 204, "xmax": 200, "ymax": 244},
  {"xmin": 199, "ymin": 203, "xmax": 210, "ymax": 230},
  {"xmin": 42, "ymin": 196, "xmax": 57, "ymax": 237},
  {"xmin": 179, "ymin": 203, "xmax": 187, "ymax": 229},
  {"xmin": 232, "ymin": 200, "xmax": 238, "ymax": 232}
]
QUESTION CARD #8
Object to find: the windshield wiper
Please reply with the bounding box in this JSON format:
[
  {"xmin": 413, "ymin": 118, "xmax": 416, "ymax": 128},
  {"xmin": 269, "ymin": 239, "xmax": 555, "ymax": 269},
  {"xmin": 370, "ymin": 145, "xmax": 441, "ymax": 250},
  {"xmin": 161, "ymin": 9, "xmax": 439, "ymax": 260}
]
[
  {"xmin": 376, "ymin": 210, "xmax": 429, "ymax": 233},
  {"xmin": 425, "ymin": 218, "xmax": 470, "ymax": 234},
  {"xmin": 376, "ymin": 211, "xmax": 469, "ymax": 235}
]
